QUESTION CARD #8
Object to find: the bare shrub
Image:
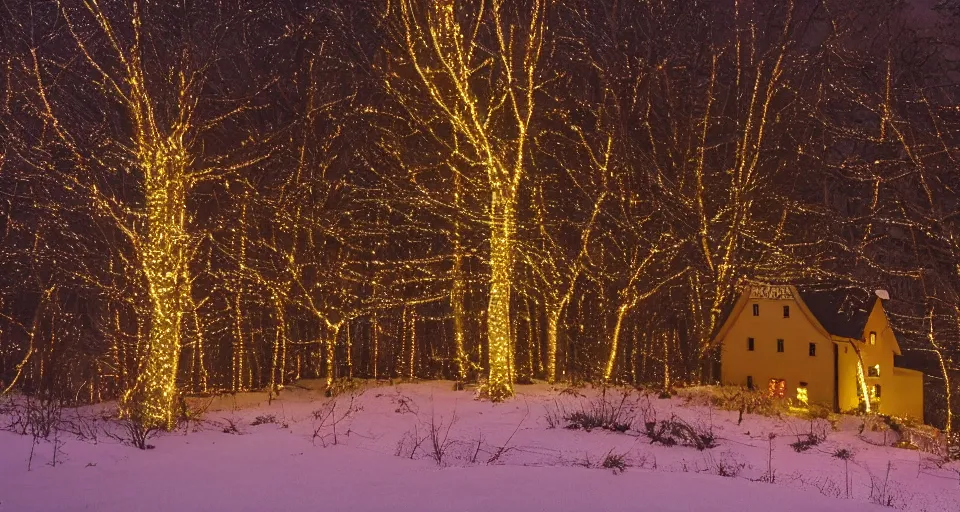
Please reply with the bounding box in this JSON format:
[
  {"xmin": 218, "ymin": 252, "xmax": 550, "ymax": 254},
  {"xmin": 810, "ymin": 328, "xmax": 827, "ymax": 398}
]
[
  {"xmin": 564, "ymin": 389, "xmax": 633, "ymax": 432},
  {"xmin": 122, "ymin": 418, "xmax": 158, "ymax": 450},
  {"xmin": 391, "ymin": 392, "xmax": 418, "ymax": 415},
  {"xmin": 486, "ymin": 410, "xmax": 527, "ymax": 464},
  {"xmin": 395, "ymin": 424, "xmax": 429, "ymax": 459},
  {"xmin": 643, "ymin": 414, "xmax": 716, "ymax": 450},
  {"xmin": 2, "ymin": 395, "xmax": 67, "ymax": 469},
  {"xmin": 103, "ymin": 415, "xmax": 159, "ymax": 450},
  {"xmin": 602, "ymin": 450, "xmax": 628, "ymax": 474},
  {"xmin": 543, "ymin": 400, "xmax": 565, "ymax": 429},
  {"xmin": 251, "ymin": 414, "xmax": 277, "ymax": 426},
  {"xmin": 790, "ymin": 421, "xmax": 828, "ymax": 453},
  {"xmin": 311, "ymin": 394, "xmax": 361, "ymax": 447},
  {"xmin": 427, "ymin": 411, "xmax": 458, "ymax": 466},
  {"xmin": 177, "ymin": 395, "xmax": 213, "ymax": 433},
  {"xmin": 833, "ymin": 448, "xmax": 854, "ymax": 498},
  {"xmin": 704, "ymin": 452, "xmax": 746, "ymax": 477},
  {"xmin": 868, "ymin": 461, "xmax": 904, "ymax": 508},
  {"xmin": 221, "ymin": 418, "xmax": 242, "ymax": 434}
]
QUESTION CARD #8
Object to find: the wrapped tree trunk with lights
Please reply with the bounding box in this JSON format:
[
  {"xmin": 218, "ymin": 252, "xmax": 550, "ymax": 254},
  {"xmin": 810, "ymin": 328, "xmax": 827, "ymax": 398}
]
[{"xmin": 131, "ymin": 149, "xmax": 192, "ymax": 427}]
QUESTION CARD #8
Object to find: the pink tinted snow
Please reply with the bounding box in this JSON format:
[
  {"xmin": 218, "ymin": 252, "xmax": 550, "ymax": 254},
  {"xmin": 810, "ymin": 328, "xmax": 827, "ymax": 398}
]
[{"xmin": 0, "ymin": 382, "xmax": 956, "ymax": 511}]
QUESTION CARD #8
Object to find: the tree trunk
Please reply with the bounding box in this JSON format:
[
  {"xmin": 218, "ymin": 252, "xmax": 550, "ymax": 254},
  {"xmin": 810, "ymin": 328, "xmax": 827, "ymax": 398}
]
[
  {"xmin": 604, "ymin": 303, "xmax": 631, "ymax": 382},
  {"xmin": 486, "ymin": 192, "xmax": 516, "ymax": 401},
  {"xmin": 451, "ymin": 168, "xmax": 469, "ymax": 383},
  {"xmin": 269, "ymin": 294, "xmax": 284, "ymax": 395},
  {"xmin": 371, "ymin": 310, "xmax": 379, "ymax": 380},
  {"xmin": 546, "ymin": 309, "xmax": 560, "ymax": 383},
  {"xmin": 324, "ymin": 323, "xmax": 340, "ymax": 388},
  {"xmin": 128, "ymin": 172, "xmax": 190, "ymax": 430}
]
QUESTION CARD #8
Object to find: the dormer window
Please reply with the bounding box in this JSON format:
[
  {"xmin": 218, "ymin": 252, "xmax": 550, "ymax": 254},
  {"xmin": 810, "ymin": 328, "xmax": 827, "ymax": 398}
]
[
  {"xmin": 783, "ymin": 305, "xmax": 790, "ymax": 318},
  {"xmin": 869, "ymin": 332, "xmax": 876, "ymax": 345},
  {"xmin": 753, "ymin": 304, "xmax": 760, "ymax": 316}
]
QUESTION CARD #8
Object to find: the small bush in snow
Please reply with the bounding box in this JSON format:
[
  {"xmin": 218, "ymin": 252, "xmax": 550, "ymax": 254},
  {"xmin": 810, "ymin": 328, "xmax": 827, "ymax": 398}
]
[
  {"xmin": 562, "ymin": 389, "xmax": 633, "ymax": 433},
  {"xmin": 221, "ymin": 418, "xmax": 241, "ymax": 435},
  {"xmin": 644, "ymin": 415, "xmax": 716, "ymax": 450},
  {"xmin": 251, "ymin": 414, "xmax": 277, "ymax": 426},
  {"xmin": 543, "ymin": 400, "xmax": 565, "ymax": 429},
  {"xmin": 122, "ymin": 418, "xmax": 157, "ymax": 450},
  {"xmin": 833, "ymin": 447, "xmax": 853, "ymax": 460},
  {"xmin": 602, "ymin": 451, "xmax": 628, "ymax": 474},
  {"xmin": 868, "ymin": 462, "xmax": 903, "ymax": 508},
  {"xmin": 790, "ymin": 433, "xmax": 823, "ymax": 452}
]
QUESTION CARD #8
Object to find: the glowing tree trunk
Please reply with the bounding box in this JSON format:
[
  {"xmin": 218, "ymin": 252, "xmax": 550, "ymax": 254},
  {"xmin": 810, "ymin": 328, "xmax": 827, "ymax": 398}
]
[
  {"xmin": 604, "ymin": 304, "xmax": 630, "ymax": 382},
  {"xmin": 450, "ymin": 165, "xmax": 470, "ymax": 383},
  {"xmin": 130, "ymin": 163, "xmax": 190, "ymax": 430},
  {"xmin": 324, "ymin": 322, "xmax": 341, "ymax": 388},
  {"xmin": 487, "ymin": 188, "xmax": 517, "ymax": 400},
  {"xmin": 371, "ymin": 310, "xmax": 379, "ymax": 380},
  {"xmin": 545, "ymin": 310, "xmax": 560, "ymax": 383}
]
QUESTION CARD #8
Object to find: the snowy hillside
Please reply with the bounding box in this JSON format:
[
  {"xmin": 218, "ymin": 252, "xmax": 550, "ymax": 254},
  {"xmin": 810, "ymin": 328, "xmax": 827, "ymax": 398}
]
[{"xmin": 1, "ymin": 382, "xmax": 958, "ymax": 512}]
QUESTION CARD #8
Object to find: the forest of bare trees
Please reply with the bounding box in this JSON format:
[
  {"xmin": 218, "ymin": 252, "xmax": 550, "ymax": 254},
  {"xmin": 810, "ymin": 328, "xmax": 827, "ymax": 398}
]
[{"xmin": 0, "ymin": 0, "xmax": 957, "ymax": 431}]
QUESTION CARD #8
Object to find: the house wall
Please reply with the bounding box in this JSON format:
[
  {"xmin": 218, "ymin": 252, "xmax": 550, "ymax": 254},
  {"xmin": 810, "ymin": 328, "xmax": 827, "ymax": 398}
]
[
  {"xmin": 720, "ymin": 295, "xmax": 835, "ymax": 407},
  {"xmin": 837, "ymin": 341, "xmax": 860, "ymax": 412},
  {"xmin": 886, "ymin": 368, "xmax": 924, "ymax": 421},
  {"xmin": 859, "ymin": 300, "xmax": 900, "ymax": 415}
]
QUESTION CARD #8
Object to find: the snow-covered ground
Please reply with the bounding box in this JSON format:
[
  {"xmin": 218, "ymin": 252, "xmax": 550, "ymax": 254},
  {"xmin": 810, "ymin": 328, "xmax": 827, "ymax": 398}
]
[{"xmin": 2, "ymin": 381, "xmax": 958, "ymax": 512}]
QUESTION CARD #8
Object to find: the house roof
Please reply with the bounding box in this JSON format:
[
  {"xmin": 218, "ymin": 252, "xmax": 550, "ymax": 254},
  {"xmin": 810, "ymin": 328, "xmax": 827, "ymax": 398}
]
[{"xmin": 795, "ymin": 287, "xmax": 877, "ymax": 340}]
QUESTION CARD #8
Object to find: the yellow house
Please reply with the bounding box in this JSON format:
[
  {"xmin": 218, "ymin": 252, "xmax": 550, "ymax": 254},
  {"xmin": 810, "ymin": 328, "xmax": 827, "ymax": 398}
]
[{"xmin": 713, "ymin": 282, "xmax": 924, "ymax": 421}]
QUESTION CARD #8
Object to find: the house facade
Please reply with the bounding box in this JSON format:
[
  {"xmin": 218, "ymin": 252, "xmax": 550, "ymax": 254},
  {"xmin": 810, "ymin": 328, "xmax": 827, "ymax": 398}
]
[{"xmin": 713, "ymin": 282, "xmax": 924, "ymax": 421}]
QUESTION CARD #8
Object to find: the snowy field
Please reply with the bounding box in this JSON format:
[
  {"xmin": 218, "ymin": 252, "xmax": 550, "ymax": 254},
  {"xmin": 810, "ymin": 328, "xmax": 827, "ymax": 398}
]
[{"xmin": 2, "ymin": 381, "xmax": 959, "ymax": 512}]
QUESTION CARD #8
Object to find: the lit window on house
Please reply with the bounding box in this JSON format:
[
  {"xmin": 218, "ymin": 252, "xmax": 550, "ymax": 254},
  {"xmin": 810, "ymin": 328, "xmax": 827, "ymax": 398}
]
[
  {"xmin": 768, "ymin": 378, "xmax": 786, "ymax": 398},
  {"xmin": 783, "ymin": 305, "xmax": 790, "ymax": 318},
  {"xmin": 869, "ymin": 332, "xmax": 876, "ymax": 345},
  {"xmin": 868, "ymin": 364, "xmax": 880, "ymax": 377},
  {"xmin": 809, "ymin": 343, "xmax": 816, "ymax": 356},
  {"xmin": 747, "ymin": 337, "xmax": 755, "ymax": 351},
  {"xmin": 753, "ymin": 304, "xmax": 760, "ymax": 316},
  {"xmin": 777, "ymin": 339, "xmax": 784, "ymax": 352},
  {"xmin": 796, "ymin": 382, "xmax": 809, "ymax": 405}
]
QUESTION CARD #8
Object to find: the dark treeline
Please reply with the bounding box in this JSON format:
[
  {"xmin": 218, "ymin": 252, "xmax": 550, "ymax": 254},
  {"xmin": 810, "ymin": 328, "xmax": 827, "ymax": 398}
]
[{"xmin": 0, "ymin": 0, "xmax": 957, "ymax": 430}]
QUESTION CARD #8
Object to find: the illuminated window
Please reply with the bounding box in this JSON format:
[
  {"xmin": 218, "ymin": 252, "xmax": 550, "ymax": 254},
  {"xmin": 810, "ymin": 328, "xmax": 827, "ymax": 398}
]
[
  {"xmin": 768, "ymin": 378, "xmax": 786, "ymax": 398},
  {"xmin": 796, "ymin": 382, "xmax": 809, "ymax": 404},
  {"xmin": 783, "ymin": 305, "xmax": 790, "ymax": 318},
  {"xmin": 747, "ymin": 376, "xmax": 754, "ymax": 390},
  {"xmin": 777, "ymin": 339, "xmax": 784, "ymax": 352},
  {"xmin": 747, "ymin": 337, "xmax": 755, "ymax": 351},
  {"xmin": 868, "ymin": 364, "xmax": 880, "ymax": 377},
  {"xmin": 753, "ymin": 304, "xmax": 760, "ymax": 316},
  {"xmin": 869, "ymin": 332, "xmax": 876, "ymax": 345}
]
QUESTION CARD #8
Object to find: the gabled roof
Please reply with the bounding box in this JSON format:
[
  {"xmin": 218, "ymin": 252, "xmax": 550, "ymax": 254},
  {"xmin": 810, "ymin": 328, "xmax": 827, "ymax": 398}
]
[
  {"xmin": 711, "ymin": 283, "xmax": 835, "ymax": 345},
  {"xmin": 795, "ymin": 286, "xmax": 876, "ymax": 341},
  {"xmin": 711, "ymin": 282, "xmax": 891, "ymax": 347}
]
